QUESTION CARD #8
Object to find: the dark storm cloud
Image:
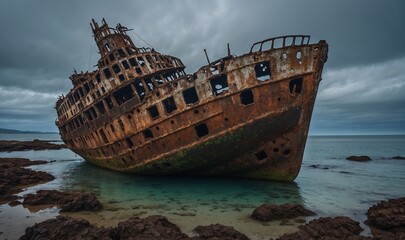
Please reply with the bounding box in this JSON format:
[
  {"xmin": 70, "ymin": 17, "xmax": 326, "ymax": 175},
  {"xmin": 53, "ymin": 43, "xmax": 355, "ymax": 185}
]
[
  {"xmin": 0, "ymin": 0, "xmax": 404, "ymax": 133},
  {"xmin": 311, "ymin": 57, "xmax": 405, "ymax": 135}
]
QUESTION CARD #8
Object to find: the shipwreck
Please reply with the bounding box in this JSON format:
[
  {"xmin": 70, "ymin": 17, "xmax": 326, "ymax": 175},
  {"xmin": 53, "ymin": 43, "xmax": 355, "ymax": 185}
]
[{"xmin": 55, "ymin": 19, "xmax": 328, "ymax": 181}]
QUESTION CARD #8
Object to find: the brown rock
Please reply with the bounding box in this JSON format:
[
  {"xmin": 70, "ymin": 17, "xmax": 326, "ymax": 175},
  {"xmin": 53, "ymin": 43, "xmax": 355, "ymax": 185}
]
[
  {"xmin": 0, "ymin": 158, "xmax": 54, "ymax": 202},
  {"xmin": 251, "ymin": 204, "xmax": 315, "ymax": 221},
  {"xmin": 346, "ymin": 156, "xmax": 372, "ymax": 161},
  {"xmin": 19, "ymin": 215, "xmax": 113, "ymax": 240},
  {"xmin": 23, "ymin": 190, "xmax": 102, "ymax": 212},
  {"xmin": 368, "ymin": 228, "xmax": 405, "ymax": 240},
  {"xmin": 20, "ymin": 215, "xmax": 188, "ymax": 240},
  {"xmin": 114, "ymin": 215, "xmax": 188, "ymax": 239},
  {"xmin": 192, "ymin": 224, "xmax": 249, "ymax": 240},
  {"xmin": 366, "ymin": 197, "xmax": 405, "ymax": 239},
  {"xmin": 8, "ymin": 199, "xmax": 21, "ymax": 206},
  {"xmin": 277, "ymin": 216, "xmax": 370, "ymax": 240},
  {"xmin": 0, "ymin": 140, "xmax": 66, "ymax": 152}
]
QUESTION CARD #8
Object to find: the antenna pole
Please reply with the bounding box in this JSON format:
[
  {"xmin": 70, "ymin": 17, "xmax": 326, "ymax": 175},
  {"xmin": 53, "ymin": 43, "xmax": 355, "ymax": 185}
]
[
  {"xmin": 227, "ymin": 43, "xmax": 231, "ymax": 56},
  {"xmin": 204, "ymin": 49, "xmax": 210, "ymax": 65}
]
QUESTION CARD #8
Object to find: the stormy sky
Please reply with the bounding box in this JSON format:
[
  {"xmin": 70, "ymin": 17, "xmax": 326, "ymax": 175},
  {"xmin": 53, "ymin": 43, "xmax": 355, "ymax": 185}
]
[{"xmin": 0, "ymin": 0, "xmax": 404, "ymax": 135}]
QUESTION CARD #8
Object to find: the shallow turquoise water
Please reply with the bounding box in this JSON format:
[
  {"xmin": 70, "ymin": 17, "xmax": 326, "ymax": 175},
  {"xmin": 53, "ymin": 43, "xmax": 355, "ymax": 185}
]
[{"xmin": 0, "ymin": 134, "xmax": 404, "ymax": 239}]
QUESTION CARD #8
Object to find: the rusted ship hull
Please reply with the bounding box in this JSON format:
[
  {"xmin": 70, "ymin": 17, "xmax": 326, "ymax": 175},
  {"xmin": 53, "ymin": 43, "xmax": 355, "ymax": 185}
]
[
  {"xmin": 55, "ymin": 19, "xmax": 328, "ymax": 182},
  {"xmin": 81, "ymin": 72, "xmax": 318, "ymax": 181}
]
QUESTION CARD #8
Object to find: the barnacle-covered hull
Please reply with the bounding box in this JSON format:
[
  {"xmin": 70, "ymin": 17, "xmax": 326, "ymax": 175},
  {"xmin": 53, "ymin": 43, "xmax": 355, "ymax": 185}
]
[{"xmin": 55, "ymin": 19, "xmax": 328, "ymax": 182}]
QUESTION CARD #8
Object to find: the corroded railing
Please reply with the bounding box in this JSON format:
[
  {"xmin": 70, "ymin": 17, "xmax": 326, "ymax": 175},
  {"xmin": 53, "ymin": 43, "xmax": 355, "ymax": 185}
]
[{"xmin": 250, "ymin": 35, "xmax": 310, "ymax": 53}]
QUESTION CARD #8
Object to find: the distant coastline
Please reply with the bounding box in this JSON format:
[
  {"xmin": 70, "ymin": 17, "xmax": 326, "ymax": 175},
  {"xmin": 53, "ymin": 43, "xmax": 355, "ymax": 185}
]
[{"xmin": 0, "ymin": 128, "xmax": 57, "ymax": 134}]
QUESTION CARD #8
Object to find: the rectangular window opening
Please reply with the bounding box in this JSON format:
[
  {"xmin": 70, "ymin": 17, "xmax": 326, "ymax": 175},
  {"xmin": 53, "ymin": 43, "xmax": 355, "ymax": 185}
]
[
  {"xmin": 113, "ymin": 85, "xmax": 134, "ymax": 105},
  {"xmin": 105, "ymin": 97, "xmax": 114, "ymax": 109},
  {"xmin": 137, "ymin": 57, "xmax": 145, "ymax": 66},
  {"xmin": 109, "ymin": 53, "xmax": 115, "ymax": 61},
  {"xmin": 132, "ymin": 79, "xmax": 146, "ymax": 101},
  {"xmin": 210, "ymin": 75, "xmax": 229, "ymax": 96},
  {"xmin": 240, "ymin": 89, "xmax": 254, "ymax": 105},
  {"xmin": 121, "ymin": 60, "xmax": 130, "ymax": 69},
  {"xmin": 85, "ymin": 110, "xmax": 93, "ymax": 121},
  {"xmin": 78, "ymin": 115, "xmax": 84, "ymax": 125},
  {"xmin": 195, "ymin": 123, "xmax": 209, "ymax": 138},
  {"xmin": 77, "ymin": 88, "xmax": 84, "ymax": 97},
  {"xmin": 125, "ymin": 137, "xmax": 134, "ymax": 148},
  {"xmin": 143, "ymin": 129, "xmax": 154, "ymax": 140},
  {"xmin": 103, "ymin": 68, "xmax": 112, "ymax": 79},
  {"xmin": 182, "ymin": 87, "xmax": 199, "ymax": 104},
  {"xmin": 255, "ymin": 61, "xmax": 271, "ymax": 81},
  {"xmin": 89, "ymin": 107, "xmax": 98, "ymax": 118},
  {"xmin": 112, "ymin": 64, "xmax": 121, "ymax": 73},
  {"xmin": 105, "ymin": 44, "xmax": 111, "ymax": 52},
  {"xmin": 146, "ymin": 55, "xmax": 154, "ymax": 69},
  {"xmin": 84, "ymin": 83, "xmax": 90, "ymax": 92},
  {"xmin": 95, "ymin": 101, "xmax": 106, "ymax": 114},
  {"xmin": 144, "ymin": 78, "xmax": 155, "ymax": 91},
  {"xmin": 162, "ymin": 96, "xmax": 177, "ymax": 114},
  {"xmin": 129, "ymin": 58, "xmax": 137, "ymax": 67},
  {"xmin": 147, "ymin": 105, "xmax": 160, "ymax": 119},
  {"xmin": 289, "ymin": 78, "xmax": 303, "ymax": 94},
  {"xmin": 118, "ymin": 49, "xmax": 126, "ymax": 57}
]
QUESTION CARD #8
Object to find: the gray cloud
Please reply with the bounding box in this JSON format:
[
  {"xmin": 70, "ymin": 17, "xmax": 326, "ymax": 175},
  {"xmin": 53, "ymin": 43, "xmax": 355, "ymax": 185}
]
[
  {"xmin": 0, "ymin": 86, "xmax": 58, "ymax": 131},
  {"xmin": 0, "ymin": 0, "xmax": 404, "ymax": 133},
  {"xmin": 311, "ymin": 57, "xmax": 405, "ymax": 135}
]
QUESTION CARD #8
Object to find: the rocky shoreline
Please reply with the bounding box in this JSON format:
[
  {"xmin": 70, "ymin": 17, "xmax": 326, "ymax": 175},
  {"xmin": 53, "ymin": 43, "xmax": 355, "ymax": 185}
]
[
  {"xmin": 0, "ymin": 139, "xmax": 66, "ymax": 152},
  {"xmin": 23, "ymin": 190, "xmax": 103, "ymax": 212},
  {"xmin": 18, "ymin": 198, "xmax": 405, "ymax": 239},
  {"xmin": 1, "ymin": 155, "xmax": 404, "ymax": 239}
]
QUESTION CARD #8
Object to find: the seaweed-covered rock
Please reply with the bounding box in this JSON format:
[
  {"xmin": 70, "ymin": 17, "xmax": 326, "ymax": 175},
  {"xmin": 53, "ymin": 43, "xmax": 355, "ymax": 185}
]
[
  {"xmin": 23, "ymin": 190, "xmax": 102, "ymax": 212},
  {"xmin": 277, "ymin": 216, "xmax": 369, "ymax": 240},
  {"xmin": 251, "ymin": 204, "xmax": 315, "ymax": 221},
  {"xmin": 346, "ymin": 156, "xmax": 372, "ymax": 161},
  {"xmin": 193, "ymin": 224, "xmax": 249, "ymax": 240}
]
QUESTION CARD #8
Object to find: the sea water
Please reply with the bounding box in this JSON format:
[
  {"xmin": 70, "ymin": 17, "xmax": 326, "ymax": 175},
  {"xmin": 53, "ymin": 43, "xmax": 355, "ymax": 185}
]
[{"xmin": 0, "ymin": 134, "xmax": 404, "ymax": 239}]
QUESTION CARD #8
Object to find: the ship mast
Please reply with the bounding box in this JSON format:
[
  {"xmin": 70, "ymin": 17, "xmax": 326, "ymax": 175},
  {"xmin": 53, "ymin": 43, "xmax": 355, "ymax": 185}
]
[{"xmin": 90, "ymin": 18, "xmax": 137, "ymax": 57}]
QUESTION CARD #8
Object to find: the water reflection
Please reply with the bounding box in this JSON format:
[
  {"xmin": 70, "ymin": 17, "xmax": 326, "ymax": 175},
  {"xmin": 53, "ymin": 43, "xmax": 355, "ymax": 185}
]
[
  {"xmin": 58, "ymin": 161, "xmax": 305, "ymax": 239},
  {"xmin": 62, "ymin": 161, "xmax": 304, "ymax": 210}
]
